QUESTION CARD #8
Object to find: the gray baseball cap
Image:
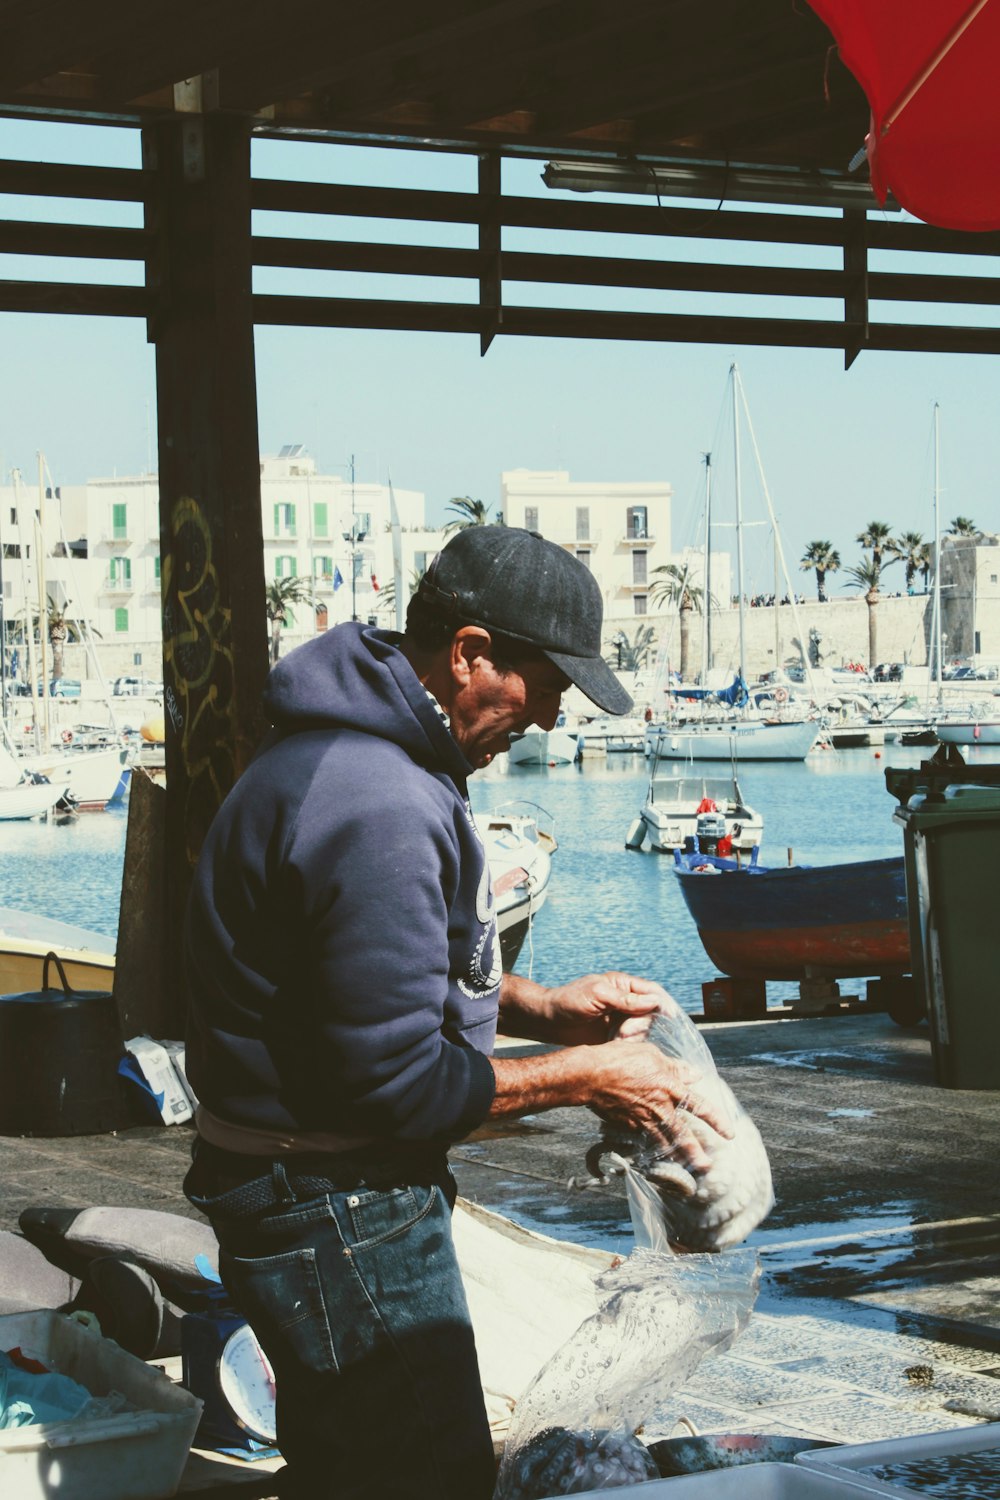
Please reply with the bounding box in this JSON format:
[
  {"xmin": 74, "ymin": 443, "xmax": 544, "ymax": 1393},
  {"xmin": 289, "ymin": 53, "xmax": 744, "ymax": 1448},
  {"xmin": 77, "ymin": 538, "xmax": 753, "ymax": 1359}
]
[{"xmin": 417, "ymin": 526, "xmax": 633, "ymax": 715}]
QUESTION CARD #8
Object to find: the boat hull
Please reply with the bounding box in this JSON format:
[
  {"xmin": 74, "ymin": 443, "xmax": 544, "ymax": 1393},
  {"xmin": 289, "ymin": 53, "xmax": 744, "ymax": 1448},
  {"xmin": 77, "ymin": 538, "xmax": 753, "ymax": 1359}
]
[
  {"xmin": 508, "ymin": 729, "xmax": 579, "ymax": 766},
  {"xmin": 646, "ymin": 719, "xmax": 818, "ymax": 762},
  {"xmin": 0, "ymin": 906, "xmax": 116, "ymax": 996},
  {"xmin": 0, "ymin": 781, "xmax": 70, "ymax": 821},
  {"xmin": 674, "ymin": 855, "xmax": 910, "ymax": 981},
  {"xmin": 934, "ymin": 719, "xmax": 1000, "ymax": 745}
]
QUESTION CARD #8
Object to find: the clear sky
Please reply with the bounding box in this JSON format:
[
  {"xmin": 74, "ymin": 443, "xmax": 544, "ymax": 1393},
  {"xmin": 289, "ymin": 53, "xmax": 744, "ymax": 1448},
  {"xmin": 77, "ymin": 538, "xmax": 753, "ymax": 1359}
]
[{"xmin": 1, "ymin": 115, "xmax": 999, "ymax": 602}]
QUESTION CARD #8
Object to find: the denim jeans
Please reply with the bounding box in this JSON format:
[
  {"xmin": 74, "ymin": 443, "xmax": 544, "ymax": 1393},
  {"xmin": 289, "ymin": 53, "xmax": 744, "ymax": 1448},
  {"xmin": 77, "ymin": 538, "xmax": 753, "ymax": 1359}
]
[{"xmin": 185, "ymin": 1145, "xmax": 496, "ymax": 1500}]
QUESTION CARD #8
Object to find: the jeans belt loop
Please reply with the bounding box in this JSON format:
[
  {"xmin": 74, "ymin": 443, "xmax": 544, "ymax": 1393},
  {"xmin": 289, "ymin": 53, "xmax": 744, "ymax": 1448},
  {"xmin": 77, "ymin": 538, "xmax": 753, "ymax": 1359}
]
[{"xmin": 272, "ymin": 1159, "xmax": 297, "ymax": 1205}]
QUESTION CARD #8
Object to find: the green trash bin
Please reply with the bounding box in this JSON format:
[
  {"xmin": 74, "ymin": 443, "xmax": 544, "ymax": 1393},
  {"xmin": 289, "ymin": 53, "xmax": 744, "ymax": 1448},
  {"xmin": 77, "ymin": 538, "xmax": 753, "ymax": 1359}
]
[{"xmin": 893, "ymin": 785, "xmax": 1000, "ymax": 1090}]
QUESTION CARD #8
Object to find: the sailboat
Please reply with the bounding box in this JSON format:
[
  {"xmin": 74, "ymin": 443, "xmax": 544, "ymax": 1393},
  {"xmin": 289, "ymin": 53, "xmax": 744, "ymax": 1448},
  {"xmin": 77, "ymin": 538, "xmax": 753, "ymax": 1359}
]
[
  {"xmin": 4, "ymin": 460, "xmax": 132, "ymax": 809},
  {"xmin": 922, "ymin": 406, "xmax": 1000, "ymax": 746},
  {"xmin": 646, "ymin": 367, "xmax": 819, "ymax": 763}
]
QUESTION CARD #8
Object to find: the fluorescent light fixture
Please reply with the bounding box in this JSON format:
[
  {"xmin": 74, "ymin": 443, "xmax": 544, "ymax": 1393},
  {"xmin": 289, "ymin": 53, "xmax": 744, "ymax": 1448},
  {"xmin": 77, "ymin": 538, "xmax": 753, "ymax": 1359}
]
[{"xmin": 541, "ymin": 158, "xmax": 898, "ymax": 213}]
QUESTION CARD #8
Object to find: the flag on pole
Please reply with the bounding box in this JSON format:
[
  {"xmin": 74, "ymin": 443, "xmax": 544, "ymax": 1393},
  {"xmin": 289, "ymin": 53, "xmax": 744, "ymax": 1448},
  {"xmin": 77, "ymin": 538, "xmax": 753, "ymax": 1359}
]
[
  {"xmin": 388, "ymin": 474, "xmax": 404, "ymax": 632},
  {"xmin": 371, "ymin": 573, "xmax": 380, "ymax": 592},
  {"xmin": 333, "ymin": 566, "xmax": 344, "ymax": 591}
]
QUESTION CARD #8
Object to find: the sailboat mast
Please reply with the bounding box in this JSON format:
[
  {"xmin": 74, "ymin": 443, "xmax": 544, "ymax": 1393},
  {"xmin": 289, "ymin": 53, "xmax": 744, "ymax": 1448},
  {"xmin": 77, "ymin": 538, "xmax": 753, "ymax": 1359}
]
[
  {"xmin": 933, "ymin": 402, "xmax": 943, "ymax": 702},
  {"xmin": 732, "ymin": 364, "xmax": 747, "ymax": 687},
  {"xmin": 701, "ymin": 452, "xmax": 712, "ymax": 684},
  {"xmin": 36, "ymin": 453, "xmax": 51, "ymax": 750},
  {"xmin": 12, "ymin": 469, "xmax": 41, "ymax": 752}
]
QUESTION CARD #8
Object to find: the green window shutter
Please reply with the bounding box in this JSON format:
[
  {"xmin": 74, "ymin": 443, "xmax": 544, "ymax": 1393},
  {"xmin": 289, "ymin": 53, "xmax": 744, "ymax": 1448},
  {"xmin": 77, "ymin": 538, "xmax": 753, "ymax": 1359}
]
[
  {"xmin": 273, "ymin": 504, "xmax": 281, "ymax": 535},
  {"xmin": 114, "ymin": 606, "xmax": 129, "ymax": 632},
  {"xmin": 109, "ymin": 557, "xmax": 117, "ymax": 585},
  {"xmin": 123, "ymin": 558, "xmax": 132, "ymax": 584},
  {"xmin": 288, "ymin": 504, "xmax": 296, "ymax": 536},
  {"xmin": 154, "ymin": 555, "xmax": 161, "ymax": 580},
  {"xmin": 314, "ymin": 502, "xmax": 328, "ymax": 535},
  {"xmin": 289, "ymin": 556, "xmax": 297, "ymax": 576},
  {"xmin": 112, "ymin": 503, "xmax": 127, "ymax": 539}
]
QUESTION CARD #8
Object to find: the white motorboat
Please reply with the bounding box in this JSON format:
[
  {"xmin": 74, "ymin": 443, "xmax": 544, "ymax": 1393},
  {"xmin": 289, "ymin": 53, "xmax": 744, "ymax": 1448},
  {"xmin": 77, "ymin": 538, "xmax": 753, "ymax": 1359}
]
[
  {"xmin": 476, "ymin": 801, "xmax": 557, "ymax": 970},
  {"xmin": 628, "ymin": 767, "xmax": 763, "ymax": 854},
  {"xmin": 644, "ymin": 717, "xmax": 818, "ymax": 762},
  {"xmin": 508, "ymin": 715, "xmax": 579, "ymax": 766},
  {"xmin": 574, "ymin": 714, "xmax": 648, "ymax": 756},
  {"xmin": 933, "ymin": 715, "xmax": 1000, "ymax": 746},
  {"xmin": 0, "ymin": 745, "xmax": 72, "ymax": 821},
  {"xmin": 20, "ymin": 742, "xmax": 131, "ymax": 810}
]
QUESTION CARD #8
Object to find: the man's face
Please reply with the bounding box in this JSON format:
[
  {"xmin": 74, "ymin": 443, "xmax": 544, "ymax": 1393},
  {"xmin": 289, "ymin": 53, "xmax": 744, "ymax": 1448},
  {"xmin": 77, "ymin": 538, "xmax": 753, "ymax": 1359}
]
[{"xmin": 451, "ymin": 645, "xmax": 571, "ymax": 769}]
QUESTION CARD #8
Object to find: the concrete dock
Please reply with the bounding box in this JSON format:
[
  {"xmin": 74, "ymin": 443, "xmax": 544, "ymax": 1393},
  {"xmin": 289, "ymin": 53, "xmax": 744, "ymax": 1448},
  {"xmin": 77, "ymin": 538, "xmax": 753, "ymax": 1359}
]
[{"xmin": 0, "ymin": 1009, "xmax": 997, "ymax": 1492}]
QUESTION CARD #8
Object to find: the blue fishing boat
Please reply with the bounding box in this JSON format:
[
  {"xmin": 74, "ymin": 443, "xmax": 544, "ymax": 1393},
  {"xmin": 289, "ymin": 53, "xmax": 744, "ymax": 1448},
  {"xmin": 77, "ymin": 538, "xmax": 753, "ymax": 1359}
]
[{"xmin": 673, "ymin": 849, "xmax": 910, "ymax": 982}]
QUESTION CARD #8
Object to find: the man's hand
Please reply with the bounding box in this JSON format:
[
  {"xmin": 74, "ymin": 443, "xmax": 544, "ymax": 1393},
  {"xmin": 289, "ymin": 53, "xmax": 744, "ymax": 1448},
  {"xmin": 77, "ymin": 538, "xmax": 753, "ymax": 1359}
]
[
  {"xmin": 498, "ymin": 970, "xmax": 676, "ymax": 1046},
  {"xmin": 490, "ymin": 1038, "xmax": 734, "ymax": 1174}
]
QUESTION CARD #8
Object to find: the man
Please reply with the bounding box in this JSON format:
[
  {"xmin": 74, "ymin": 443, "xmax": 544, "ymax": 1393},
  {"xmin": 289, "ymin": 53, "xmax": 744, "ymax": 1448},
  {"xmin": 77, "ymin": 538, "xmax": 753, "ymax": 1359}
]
[{"xmin": 183, "ymin": 526, "xmax": 730, "ymax": 1500}]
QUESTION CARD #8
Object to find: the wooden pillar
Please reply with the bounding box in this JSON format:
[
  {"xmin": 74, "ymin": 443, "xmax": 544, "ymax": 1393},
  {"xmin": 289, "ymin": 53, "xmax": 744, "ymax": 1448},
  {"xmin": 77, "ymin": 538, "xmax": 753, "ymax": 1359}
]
[{"xmin": 143, "ymin": 114, "xmax": 268, "ymax": 1017}]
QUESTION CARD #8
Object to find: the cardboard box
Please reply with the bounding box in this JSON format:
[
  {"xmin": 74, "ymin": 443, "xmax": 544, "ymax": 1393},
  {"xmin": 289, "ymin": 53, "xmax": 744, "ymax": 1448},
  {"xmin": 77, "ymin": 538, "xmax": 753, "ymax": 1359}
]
[
  {"xmin": 122, "ymin": 1037, "xmax": 192, "ymax": 1125},
  {"xmin": 0, "ymin": 1309, "xmax": 202, "ymax": 1500},
  {"xmin": 161, "ymin": 1040, "xmax": 199, "ymax": 1111}
]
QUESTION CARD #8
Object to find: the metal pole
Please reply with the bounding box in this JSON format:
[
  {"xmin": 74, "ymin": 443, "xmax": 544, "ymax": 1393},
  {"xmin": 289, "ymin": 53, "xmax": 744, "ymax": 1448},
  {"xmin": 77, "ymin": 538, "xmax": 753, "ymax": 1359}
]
[
  {"xmin": 702, "ymin": 452, "xmax": 712, "ymax": 683},
  {"xmin": 933, "ymin": 402, "xmax": 943, "ymax": 702},
  {"xmin": 732, "ymin": 365, "xmax": 747, "ymax": 688}
]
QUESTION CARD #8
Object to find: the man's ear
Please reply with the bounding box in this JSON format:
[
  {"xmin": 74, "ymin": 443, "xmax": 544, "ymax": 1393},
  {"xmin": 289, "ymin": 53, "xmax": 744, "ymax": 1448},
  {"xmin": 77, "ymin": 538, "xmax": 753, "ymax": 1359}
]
[{"xmin": 450, "ymin": 625, "xmax": 493, "ymax": 685}]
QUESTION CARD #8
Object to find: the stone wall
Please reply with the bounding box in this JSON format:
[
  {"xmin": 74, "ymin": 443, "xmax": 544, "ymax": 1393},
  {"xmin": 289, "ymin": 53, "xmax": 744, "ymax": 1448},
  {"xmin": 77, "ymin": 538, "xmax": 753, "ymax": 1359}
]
[{"xmin": 604, "ymin": 592, "xmax": 932, "ymax": 680}]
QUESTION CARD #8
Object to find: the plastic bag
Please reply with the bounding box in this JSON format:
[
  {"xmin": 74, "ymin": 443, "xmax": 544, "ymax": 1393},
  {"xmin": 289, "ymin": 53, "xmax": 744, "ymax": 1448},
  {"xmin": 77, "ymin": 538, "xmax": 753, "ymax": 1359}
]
[
  {"xmin": 582, "ymin": 1003, "xmax": 774, "ymax": 1253},
  {"xmin": 494, "ymin": 1246, "xmax": 760, "ymax": 1498}
]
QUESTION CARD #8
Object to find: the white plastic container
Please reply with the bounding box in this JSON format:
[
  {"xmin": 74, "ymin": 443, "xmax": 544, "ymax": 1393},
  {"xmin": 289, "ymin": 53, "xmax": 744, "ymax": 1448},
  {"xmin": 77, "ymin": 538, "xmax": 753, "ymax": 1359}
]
[
  {"xmin": 0, "ymin": 1309, "xmax": 203, "ymax": 1500},
  {"xmin": 576, "ymin": 1460, "xmax": 888, "ymax": 1497},
  {"xmin": 796, "ymin": 1421, "xmax": 1000, "ymax": 1497}
]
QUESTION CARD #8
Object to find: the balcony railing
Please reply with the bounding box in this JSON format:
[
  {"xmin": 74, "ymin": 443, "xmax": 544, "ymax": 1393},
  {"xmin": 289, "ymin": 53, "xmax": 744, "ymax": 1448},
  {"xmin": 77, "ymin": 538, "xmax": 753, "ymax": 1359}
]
[
  {"xmin": 620, "ymin": 529, "xmax": 655, "ymax": 545},
  {"xmin": 102, "ymin": 573, "xmax": 133, "ymax": 593}
]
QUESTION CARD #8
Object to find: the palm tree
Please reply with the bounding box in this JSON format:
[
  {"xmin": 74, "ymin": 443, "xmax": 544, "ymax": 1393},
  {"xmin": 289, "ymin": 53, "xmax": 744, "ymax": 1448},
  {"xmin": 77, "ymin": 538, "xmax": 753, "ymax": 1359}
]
[
  {"xmin": 947, "ymin": 516, "xmax": 980, "ymax": 537},
  {"xmin": 443, "ymin": 496, "xmax": 497, "ymax": 532},
  {"xmin": 846, "ymin": 556, "xmax": 882, "ymax": 670},
  {"xmin": 375, "ymin": 566, "xmax": 423, "ymax": 619},
  {"xmin": 16, "ymin": 595, "xmax": 89, "ymax": 683},
  {"xmin": 856, "ymin": 520, "xmax": 896, "ymax": 585},
  {"xmin": 799, "ymin": 540, "xmax": 841, "ymax": 602},
  {"xmin": 648, "ymin": 563, "xmax": 704, "ymax": 681},
  {"xmin": 605, "ymin": 625, "xmax": 655, "ymax": 673},
  {"xmin": 919, "ymin": 542, "xmax": 933, "ymax": 592},
  {"xmin": 266, "ymin": 576, "xmax": 314, "ymax": 665},
  {"xmin": 888, "ymin": 531, "xmax": 927, "ymax": 594}
]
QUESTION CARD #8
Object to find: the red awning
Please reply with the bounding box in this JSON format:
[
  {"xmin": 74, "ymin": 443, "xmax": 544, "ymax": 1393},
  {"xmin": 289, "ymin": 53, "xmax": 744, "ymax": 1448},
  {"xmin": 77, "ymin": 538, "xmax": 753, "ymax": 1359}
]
[{"xmin": 810, "ymin": 0, "xmax": 1000, "ymax": 231}]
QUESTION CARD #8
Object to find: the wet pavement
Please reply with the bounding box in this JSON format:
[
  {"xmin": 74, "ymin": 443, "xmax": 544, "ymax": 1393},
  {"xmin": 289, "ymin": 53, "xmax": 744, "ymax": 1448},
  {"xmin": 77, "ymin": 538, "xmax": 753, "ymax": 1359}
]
[{"xmin": 0, "ymin": 1009, "xmax": 997, "ymax": 1488}]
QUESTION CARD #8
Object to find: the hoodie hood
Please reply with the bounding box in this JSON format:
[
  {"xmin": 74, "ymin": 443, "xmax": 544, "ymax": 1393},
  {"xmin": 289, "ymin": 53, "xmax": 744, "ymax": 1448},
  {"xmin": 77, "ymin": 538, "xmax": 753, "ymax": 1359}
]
[{"xmin": 263, "ymin": 621, "xmax": 472, "ymax": 781}]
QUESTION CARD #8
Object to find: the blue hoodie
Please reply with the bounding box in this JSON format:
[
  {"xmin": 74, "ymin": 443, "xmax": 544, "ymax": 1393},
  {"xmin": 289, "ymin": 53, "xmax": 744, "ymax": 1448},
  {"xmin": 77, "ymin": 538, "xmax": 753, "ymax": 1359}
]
[{"xmin": 184, "ymin": 622, "xmax": 499, "ymax": 1145}]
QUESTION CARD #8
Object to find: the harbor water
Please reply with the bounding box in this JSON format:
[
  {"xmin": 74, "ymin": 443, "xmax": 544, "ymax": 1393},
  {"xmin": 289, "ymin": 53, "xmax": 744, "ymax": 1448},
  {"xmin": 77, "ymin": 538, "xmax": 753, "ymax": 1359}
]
[{"xmin": 3, "ymin": 742, "xmax": 999, "ymax": 1012}]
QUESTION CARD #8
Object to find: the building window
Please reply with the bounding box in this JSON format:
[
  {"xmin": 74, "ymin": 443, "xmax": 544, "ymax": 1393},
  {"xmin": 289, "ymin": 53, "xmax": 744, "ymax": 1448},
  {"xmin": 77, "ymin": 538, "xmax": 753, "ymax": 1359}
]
[
  {"xmin": 112, "ymin": 502, "xmax": 128, "ymax": 540},
  {"xmin": 414, "ymin": 551, "xmax": 429, "ymax": 576},
  {"xmin": 634, "ymin": 594, "xmax": 648, "ymax": 616},
  {"xmin": 575, "ymin": 549, "xmax": 591, "ymax": 569},
  {"xmin": 525, "ymin": 507, "xmax": 539, "ymax": 532},
  {"xmin": 275, "ymin": 555, "xmax": 297, "ymax": 578},
  {"xmin": 153, "ymin": 555, "xmax": 161, "ymax": 580},
  {"xmin": 274, "ymin": 502, "xmax": 296, "ymax": 538},
  {"xmin": 114, "ymin": 606, "xmax": 129, "ymax": 632},
  {"xmin": 354, "ymin": 511, "xmax": 372, "ymax": 538},
  {"xmin": 352, "ymin": 553, "xmax": 366, "ymax": 582},
  {"xmin": 314, "ymin": 554, "xmax": 333, "ymax": 581},
  {"xmin": 991, "ymin": 574, "xmax": 998, "ymax": 585},
  {"xmin": 576, "ymin": 507, "xmax": 590, "ymax": 541},
  {"xmin": 627, "ymin": 506, "xmax": 648, "ymax": 540},
  {"xmin": 109, "ymin": 556, "xmax": 132, "ymax": 587},
  {"xmin": 633, "ymin": 550, "xmax": 647, "ymax": 586},
  {"xmin": 313, "ymin": 502, "xmax": 329, "ymax": 537}
]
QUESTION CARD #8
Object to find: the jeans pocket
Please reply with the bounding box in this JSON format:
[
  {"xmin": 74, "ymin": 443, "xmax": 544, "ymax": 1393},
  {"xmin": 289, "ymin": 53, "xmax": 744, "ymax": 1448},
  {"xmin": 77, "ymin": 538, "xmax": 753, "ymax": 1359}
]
[
  {"xmin": 346, "ymin": 1182, "xmax": 439, "ymax": 1252},
  {"xmin": 219, "ymin": 1245, "xmax": 338, "ymax": 1375}
]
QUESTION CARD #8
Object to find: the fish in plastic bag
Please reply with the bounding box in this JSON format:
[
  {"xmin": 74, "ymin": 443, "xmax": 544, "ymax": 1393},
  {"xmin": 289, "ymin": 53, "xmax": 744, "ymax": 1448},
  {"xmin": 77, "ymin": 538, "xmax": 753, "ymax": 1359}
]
[
  {"xmin": 581, "ymin": 1001, "xmax": 774, "ymax": 1253},
  {"xmin": 495, "ymin": 1247, "xmax": 760, "ymax": 1499}
]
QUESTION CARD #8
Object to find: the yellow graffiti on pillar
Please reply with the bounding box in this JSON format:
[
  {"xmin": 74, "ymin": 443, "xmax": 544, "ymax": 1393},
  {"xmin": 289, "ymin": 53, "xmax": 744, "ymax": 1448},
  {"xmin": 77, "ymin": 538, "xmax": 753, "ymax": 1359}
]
[{"xmin": 162, "ymin": 495, "xmax": 237, "ymax": 862}]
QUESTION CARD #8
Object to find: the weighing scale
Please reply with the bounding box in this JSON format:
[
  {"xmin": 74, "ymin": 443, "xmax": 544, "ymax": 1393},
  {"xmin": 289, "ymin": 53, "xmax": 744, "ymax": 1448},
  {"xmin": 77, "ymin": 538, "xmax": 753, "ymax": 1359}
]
[{"xmin": 181, "ymin": 1298, "xmax": 279, "ymax": 1456}]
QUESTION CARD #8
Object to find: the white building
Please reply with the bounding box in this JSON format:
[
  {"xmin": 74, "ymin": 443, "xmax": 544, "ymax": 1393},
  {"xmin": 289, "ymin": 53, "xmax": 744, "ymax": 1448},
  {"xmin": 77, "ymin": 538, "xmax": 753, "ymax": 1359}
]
[{"xmin": 499, "ymin": 468, "xmax": 730, "ymax": 627}]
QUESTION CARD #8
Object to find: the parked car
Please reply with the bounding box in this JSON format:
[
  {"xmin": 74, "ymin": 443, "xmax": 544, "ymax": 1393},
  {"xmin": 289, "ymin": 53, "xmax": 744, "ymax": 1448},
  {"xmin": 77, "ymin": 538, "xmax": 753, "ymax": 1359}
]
[
  {"xmin": 113, "ymin": 676, "xmax": 163, "ymax": 696},
  {"xmin": 17, "ymin": 677, "xmax": 82, "ymax": 697}
]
